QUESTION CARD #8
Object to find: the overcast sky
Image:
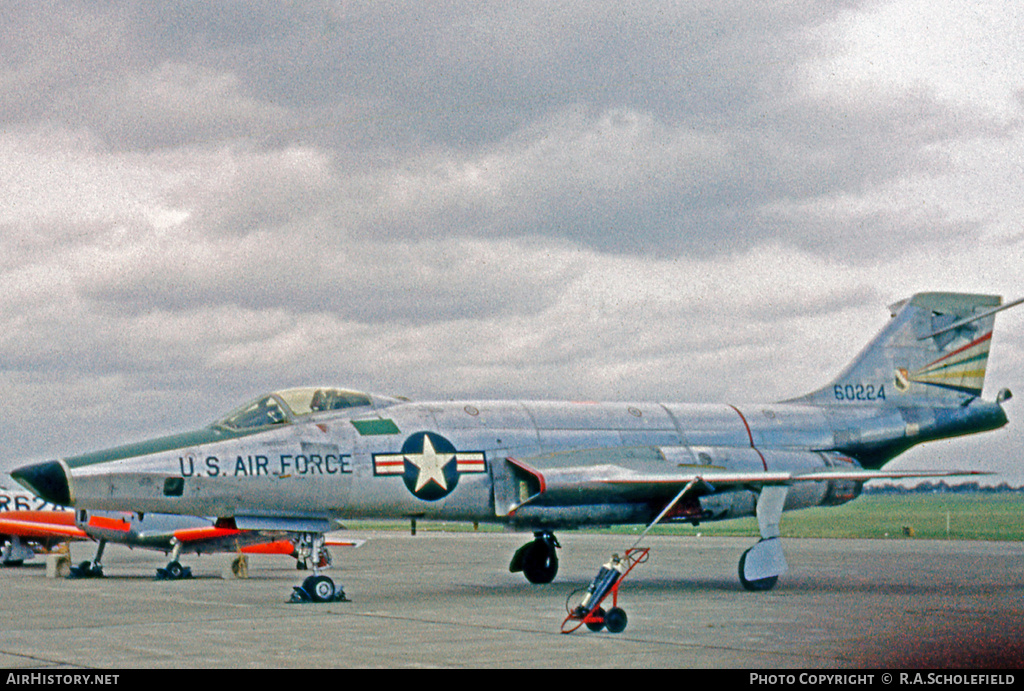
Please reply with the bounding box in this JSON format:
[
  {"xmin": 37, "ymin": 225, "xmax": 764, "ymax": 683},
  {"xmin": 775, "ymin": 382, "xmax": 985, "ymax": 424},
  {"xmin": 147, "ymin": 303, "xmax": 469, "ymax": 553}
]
[{"xmin": 2, "ymin": 1, "xmax": 1022, "ymax": 485}]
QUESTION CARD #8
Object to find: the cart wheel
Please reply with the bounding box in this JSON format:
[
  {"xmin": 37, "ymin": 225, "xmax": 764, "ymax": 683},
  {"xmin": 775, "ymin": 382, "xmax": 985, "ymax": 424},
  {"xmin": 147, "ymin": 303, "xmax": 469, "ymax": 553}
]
[
  {"xmin": 585, "ymin": 607, "xmax": 606, "ymax": 632},
  {"xmin": 605, "ymin": 607, "xmax": 627, "ymax": 633}
]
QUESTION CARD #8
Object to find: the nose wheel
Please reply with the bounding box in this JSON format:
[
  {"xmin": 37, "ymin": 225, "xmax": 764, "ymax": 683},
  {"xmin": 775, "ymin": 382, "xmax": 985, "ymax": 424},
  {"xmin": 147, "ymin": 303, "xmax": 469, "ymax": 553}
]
[
  {"xmin": 293, "ymin": 574, "xmax": 338, "ymax": 602},
  {"xmin": 289, "ymin": 533, "xmax": 347, "ymax": 603}
]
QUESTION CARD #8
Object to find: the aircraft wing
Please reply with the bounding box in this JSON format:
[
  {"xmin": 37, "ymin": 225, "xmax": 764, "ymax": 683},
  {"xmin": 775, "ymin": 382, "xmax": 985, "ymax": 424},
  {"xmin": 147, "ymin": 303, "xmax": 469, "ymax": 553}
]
[
  {"xmin": 71, "ymin": 511, "xmax": 366, "ymax": 557},
  {"xmin": 0, "ymin": 512, "xmax": 88, "ymax": 540},
  {"xmin": 165, "ymin": 525, "xmax": 364, "ymax": 554},
  {"xmin": 168, "ymin": 525, "xmax": 290, "ymax": 553},
  {"xmin": 600, "ymin": 468, "xmax": 990, "ymax": 486},
  {"xmin": 504, "ymin": 447, "xmax": 989, "ymax": 510}
]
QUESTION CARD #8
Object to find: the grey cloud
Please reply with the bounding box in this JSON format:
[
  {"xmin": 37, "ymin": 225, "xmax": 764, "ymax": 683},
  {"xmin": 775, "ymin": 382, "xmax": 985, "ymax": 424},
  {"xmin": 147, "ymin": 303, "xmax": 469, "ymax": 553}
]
[
  {"xmin": 2, "ymin": 2, "xmax": 1021, "ymax": 482},
  {"xmin": 66, "ymin": 63, "xmax": 295, "ymax": 150},
  {"xmin": 7, "ymin": 1, "xmax": 1006, "ymax": 263},
  {"xmin": 5, "ymin": 2, "xmax": 865, "ymax": 146},
  {"xmin": 319, "ymin": 96, "xmax": 1005, "ymax": 261},
  {"xmin": 72, "ymin": 233, "xmax": 579, "ymax": 326}
]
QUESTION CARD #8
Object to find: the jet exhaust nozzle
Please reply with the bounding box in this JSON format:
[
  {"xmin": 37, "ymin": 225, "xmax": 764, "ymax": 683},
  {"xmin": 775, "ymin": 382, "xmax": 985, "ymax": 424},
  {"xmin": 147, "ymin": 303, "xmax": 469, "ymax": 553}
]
[{"xmin": 10, "ymin": 460, "xmax": 73, "ymax": 507}]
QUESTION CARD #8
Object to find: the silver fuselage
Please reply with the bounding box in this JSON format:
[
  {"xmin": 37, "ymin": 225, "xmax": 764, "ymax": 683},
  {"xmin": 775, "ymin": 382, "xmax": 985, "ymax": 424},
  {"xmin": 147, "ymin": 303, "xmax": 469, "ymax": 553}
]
[{"xmin": 58, "ymin": 395, "xmax": 1006, "ymax": 530}]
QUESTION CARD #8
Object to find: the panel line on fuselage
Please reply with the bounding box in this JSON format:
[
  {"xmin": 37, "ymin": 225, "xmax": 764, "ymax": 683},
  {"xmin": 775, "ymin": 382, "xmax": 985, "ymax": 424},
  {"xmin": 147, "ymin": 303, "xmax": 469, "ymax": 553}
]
[{"xmin": 727, "ymin": 404, "xmax": 769, "ymax": 471}]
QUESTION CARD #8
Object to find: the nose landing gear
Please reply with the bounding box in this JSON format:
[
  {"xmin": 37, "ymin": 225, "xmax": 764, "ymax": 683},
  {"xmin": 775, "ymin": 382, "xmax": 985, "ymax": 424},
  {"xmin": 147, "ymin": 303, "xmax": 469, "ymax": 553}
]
[{"xmin": 289, "ymin": 533, "xmax": 347, "ymax": 603}]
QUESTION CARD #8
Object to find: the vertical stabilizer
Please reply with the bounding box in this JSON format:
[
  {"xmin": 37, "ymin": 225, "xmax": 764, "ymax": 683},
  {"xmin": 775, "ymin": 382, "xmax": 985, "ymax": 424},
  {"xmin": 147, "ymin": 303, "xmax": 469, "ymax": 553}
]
[{"xmin": 800, "ymin": 292, "xmax": 1008, "ymax": 406}]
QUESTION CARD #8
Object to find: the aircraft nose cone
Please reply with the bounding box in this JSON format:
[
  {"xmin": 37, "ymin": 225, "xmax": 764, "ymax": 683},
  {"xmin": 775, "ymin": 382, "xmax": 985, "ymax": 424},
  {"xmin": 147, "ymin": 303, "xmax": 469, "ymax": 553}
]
[{"xmin": 10, "ymin": 460, "xmax": 72, "ymax": 506}]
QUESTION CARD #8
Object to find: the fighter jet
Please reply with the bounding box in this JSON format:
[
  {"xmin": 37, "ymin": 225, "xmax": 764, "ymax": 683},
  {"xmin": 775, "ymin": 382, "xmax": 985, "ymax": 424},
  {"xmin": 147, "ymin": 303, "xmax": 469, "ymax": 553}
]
[
  {"xmin": 61, "ymin": 509, "xmax": 351, "ymax": 581},
  {"xmin": 1, "ymin": 484, "xmax": 82, "ymax": 565},
  {"xmin": 12, "ymin": 292, "xmax": 1020, "ymax": 601},
  {"xmin": 2, "ymin": 479, "xmax": 355, "ymax": 578}
]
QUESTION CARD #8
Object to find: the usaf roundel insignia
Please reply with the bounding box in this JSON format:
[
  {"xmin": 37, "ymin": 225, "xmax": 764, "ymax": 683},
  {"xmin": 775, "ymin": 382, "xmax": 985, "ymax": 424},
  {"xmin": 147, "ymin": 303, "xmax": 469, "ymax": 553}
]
[{"xmin": 372, "ymin": 432, "xmax": 486, "ymax": 501}]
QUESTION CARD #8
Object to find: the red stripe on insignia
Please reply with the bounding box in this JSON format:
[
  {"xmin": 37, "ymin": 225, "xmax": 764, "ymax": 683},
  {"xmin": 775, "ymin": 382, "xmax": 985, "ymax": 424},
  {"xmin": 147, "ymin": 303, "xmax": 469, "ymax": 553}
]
[
  {"xmin": 456, "ymin": 453, "xmax": 486, "ymax": 473},
  {"xmin": 374, "ymin": 457, "xmax": 406, "ymax": 474}
]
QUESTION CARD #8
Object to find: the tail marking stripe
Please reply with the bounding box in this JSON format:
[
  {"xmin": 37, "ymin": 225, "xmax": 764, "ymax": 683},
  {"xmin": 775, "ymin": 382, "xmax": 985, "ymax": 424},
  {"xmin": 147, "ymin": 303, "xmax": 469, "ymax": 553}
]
[{"xmin": 922, "ymin": 332, "xmax": 992, "ymax": 370}]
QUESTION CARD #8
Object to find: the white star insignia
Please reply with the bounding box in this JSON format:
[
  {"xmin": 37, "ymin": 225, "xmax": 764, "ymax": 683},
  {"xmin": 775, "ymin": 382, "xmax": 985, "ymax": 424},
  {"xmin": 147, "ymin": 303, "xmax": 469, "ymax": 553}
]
[{"xmin": 405, "ymin": 435, "xmax": 454, "ymax": 492}]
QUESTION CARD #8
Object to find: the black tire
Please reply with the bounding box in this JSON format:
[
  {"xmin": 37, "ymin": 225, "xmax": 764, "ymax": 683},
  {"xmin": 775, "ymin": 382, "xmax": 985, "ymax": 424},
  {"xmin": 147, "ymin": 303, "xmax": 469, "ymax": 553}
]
[
  {"xmin": 165, "ymin": 561, "xmax": 185, "ymax": 579},
  {"xmin": 738, "ymin": 548, "xmax": 779, "ymax": 592},
  {"xmin": 605, "ymin": 607, "xmax": 627, "ymax": 633},
  {"xmin": 69, "ymin": 562, "xmax": 90, "ymax": 578},
  {"xmin": 522, "ymin": 540, "xmax": 558, "ymax": 584},
  {"xmin": 585, "ymin": 607, "xmax": 606, "ymax": 632},
  {"xmin": 304, "ymin": 575, "xmax": 336, "ymax": 602}
]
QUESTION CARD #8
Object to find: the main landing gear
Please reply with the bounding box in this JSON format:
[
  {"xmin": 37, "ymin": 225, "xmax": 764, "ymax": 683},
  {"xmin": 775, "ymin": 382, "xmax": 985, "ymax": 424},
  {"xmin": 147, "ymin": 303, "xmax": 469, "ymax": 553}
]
[
  {"xmin": 738, "ymin": 538, "xmax": 783, "ymax": 591},
  {"xmin": 2, "ymin": 536, "xmax": 36, "ymax": 567},
  {"xmin": 155, "ymin": 539, "xmax": 192, "ymax": 580},
  {"xmin": 68, "ymin": 538, "xmax": 107, "ymax": 578},
  {"xmin": 289, "ymin": 533, "xmax": 347, "ymax": 603},
  {"xmin": 737, "ymin": 486, "xmax": 789, "ymax": 592},
  {"xmin": 509, "ymin": 531, "xmax": 560, "ymax": 584}
]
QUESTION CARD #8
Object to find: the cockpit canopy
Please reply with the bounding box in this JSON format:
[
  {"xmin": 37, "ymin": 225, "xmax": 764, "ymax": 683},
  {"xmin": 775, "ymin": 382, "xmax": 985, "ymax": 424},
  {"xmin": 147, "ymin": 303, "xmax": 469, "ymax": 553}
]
[{"xmin": 216, "ymin": 387, "xmax": 377, "ymax": 431}]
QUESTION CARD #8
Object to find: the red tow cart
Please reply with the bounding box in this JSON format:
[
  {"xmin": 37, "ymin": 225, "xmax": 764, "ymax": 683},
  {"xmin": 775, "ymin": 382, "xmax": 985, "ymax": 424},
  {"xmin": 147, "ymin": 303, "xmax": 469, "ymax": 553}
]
[
  {"xmin": 560, "ymin": 547, "xmax": 650, "ymax": 634},
  {"xmin": 559, "ymin": 479, "xmax": 702, "ymax": 634}
]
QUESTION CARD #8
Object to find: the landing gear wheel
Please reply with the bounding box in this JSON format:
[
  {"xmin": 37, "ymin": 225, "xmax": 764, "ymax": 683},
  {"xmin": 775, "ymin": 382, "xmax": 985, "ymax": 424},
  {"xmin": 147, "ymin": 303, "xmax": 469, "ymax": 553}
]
[
  {"xmin": 288, "ymin": 532, "xmax": 347, "ymax": 603},
  {"xmin": 585, "ymin": 607, "xmax": 606, "ymax": 632},
  {"xmin": 156, "ymin": 560, "xmax": 192, "ymax": 580},
  {"xmin": 738, "ymin": 548, "xmax": 779, "ymax": 592},
  {"xmin": 69, "ymin": 561, "xmax": 103, "ymax": 578},
  {"xmin": 604, "ymin": 607, "xmax": 628, "ymax": 634},
  {"xmin": 304, "ymin": 575, "xmax": 336, "ymax": 602},
  {"xmin": 521, "ymin": 539, "xmax": 559, "ymax": 584}
]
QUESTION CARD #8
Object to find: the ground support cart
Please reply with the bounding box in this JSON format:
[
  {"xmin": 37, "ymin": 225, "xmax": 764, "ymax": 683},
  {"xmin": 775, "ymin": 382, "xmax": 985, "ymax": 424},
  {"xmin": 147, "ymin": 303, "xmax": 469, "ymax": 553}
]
[{"xmin": 560, "ymin": 547, "xmax": 649, "ymax": 634}]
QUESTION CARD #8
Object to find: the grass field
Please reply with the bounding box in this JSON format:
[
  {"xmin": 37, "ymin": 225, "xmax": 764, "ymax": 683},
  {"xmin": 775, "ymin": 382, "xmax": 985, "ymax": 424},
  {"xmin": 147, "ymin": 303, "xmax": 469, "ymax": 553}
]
[
  {"xmin": 346, "ymin": 493, "xmax": 1024, "ymax": 541},
  {"xmin": 641, "ymin": 494, "xmax": 1024, "ymax": 541}
]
